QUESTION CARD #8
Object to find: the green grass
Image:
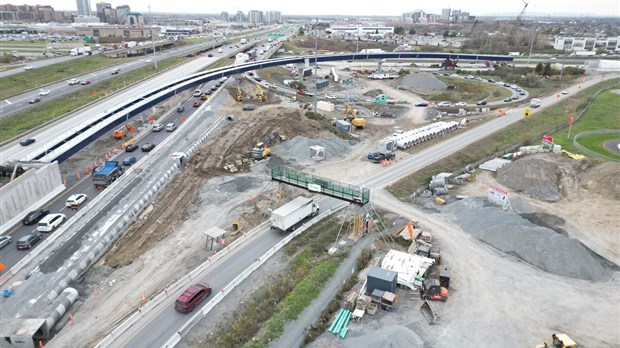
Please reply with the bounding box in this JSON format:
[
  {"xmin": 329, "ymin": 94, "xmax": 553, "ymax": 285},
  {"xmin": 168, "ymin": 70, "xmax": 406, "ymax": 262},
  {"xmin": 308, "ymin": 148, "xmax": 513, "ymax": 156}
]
[
  {"xmin": 0, "ymin": 55, "xmax": 132, "ymax": 98},
  {"xmin": 0, "ymin": 56, "xmax": 190, "ymax": 142},
  {"xmin": 259, "ymin": 66, "xmax": 291, "ymax": 86},
  {"xmin": 387, "ymin": 78, "xmax": 620, "ymax": 199},
  {"xmin": 575, "ymin": 133, "xmax": 620, "ymax": 160},
  {"xmin": 432, "ymin": 76, "xmax": 511, "ymax": 103}
]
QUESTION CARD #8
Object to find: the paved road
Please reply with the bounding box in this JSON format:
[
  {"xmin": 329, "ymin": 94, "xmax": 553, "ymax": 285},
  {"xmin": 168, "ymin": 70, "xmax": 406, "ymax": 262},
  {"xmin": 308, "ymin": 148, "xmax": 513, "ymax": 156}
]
[
  {"xmin": 110, "ymin": 73, "xmax": 618, "ymax": 347},
  {"xmin": 0, "ymin": 54, "xmax": 87, "ymax": 78}
]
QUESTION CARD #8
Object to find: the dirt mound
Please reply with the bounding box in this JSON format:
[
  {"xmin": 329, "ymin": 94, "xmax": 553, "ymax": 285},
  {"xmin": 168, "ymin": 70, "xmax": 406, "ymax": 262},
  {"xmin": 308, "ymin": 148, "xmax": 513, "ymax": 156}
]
[
  {"xmin": 343, "ymin": 325, "xmax": 424, "ymax": 348},
  {"xmin": 580, "ymin": 161, "xmax": 620, "ymax": 200},
  {"xmin": 363, "ymin": 89, "xmax": 383, "ymax": 97},
  {"xmin": 271, "ymin": 135, "xmax": 353, "ymax": 166},
  {"xmin": 442, "ymin": 198, "xmax": 612, "ymax": 281}
]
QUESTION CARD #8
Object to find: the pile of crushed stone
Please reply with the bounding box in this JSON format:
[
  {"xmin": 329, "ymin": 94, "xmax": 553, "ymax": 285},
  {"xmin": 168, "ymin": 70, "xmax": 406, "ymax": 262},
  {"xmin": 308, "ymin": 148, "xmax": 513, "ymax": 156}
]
[
  {"xmin": 441, "ymin": 198, "xmax": 612, "ymax": 281},
  {"xmin": 271, "ymin": 135, "xmax": 353, "ymax": 166},
  {"xmin": 400, "ymin": 72, "xmax": 447, "ymax": 90}
]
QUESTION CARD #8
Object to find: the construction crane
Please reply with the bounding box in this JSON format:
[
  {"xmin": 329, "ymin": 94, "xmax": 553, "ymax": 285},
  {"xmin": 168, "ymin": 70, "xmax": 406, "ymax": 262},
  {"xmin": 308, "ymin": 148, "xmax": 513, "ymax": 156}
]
[
  {"xmin": 256, "ymin": 85, "xmax": 267, "ymax": 102},
  {"xmin": 344, "ymin": 103, "xmax": 366, "ymax": 129},
  {"xmin": 509, "ymin": 0, "xmax": 530, "ymax": 41},
  {"xmin": 235, "ymin": 86, "xmax": 244, "ymax": 102}
]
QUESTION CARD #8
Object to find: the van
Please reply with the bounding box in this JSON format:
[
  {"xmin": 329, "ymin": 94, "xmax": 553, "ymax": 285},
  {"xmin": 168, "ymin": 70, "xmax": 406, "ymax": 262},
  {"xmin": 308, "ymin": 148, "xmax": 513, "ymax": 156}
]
[
  {"xmin": 165, "ymin": 123, "xmax": 177, "ymax": 132},
  {"xmin": 37, "ymin": 213, "xmax": 66, "ymax": 232},
  {"xmin": 192, "ymin": 90, "xmax": 201, "ymax": 97}
]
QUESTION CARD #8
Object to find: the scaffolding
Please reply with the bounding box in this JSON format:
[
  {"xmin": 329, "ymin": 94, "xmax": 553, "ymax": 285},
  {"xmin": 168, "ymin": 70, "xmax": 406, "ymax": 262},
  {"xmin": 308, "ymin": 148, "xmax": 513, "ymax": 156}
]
[{"xmin": 271, "ymin": 166, "xmax": 370, "ymax": 205}]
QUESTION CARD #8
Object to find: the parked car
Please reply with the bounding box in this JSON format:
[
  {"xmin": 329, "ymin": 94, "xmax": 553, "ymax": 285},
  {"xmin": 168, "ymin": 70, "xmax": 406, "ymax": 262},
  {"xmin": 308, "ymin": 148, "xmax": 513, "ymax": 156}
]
[
  {"xmin": 455, "ymin": 101, "xmax": 467, "ymax": 107},
  {"xmin": 504, "ymin": 97, "xmax": 513, "ymax": 102},
  {"xmin": 141, "ymin": 143, "xmax": 156, "ymax": 152},
  {"xmin": 37, "ymin": 213, "xmax": 66, "ymax": 232},
  {"xmin": 193, "ymin": 101, "xmax": 201, "ymax": 107},
  {"xmin": 0, "ymin": 235, "xmax": 12, "ymax": 249},
  {"xmin": 19, "ymin": 138, "xmax": 35, "ymax": 146},
  {"xmin": 415, "ymin": 102, "xmax": 429, "ymax": 107},
  {"xmin": 66, "ymin": 194, "xmax": 88, "ymax": 208},
  {"xmin": 437, "ymin": 101, "xmax": 452, "ymax": 107},
  {"xmin": 175, "ymin": 283, "xmax": 212, "ymax": 313},
  {"xmin": 68, "ymin": 78, "xmax": 80, "ymax": 85},
  {"xmin": 325, "ymin": 94, "xmax": 336, "ymax": 100},
  {"xmin": 122, "ymin": 156, "xmax": 137, "ymax": 166},
  {"xmin": 207, "ymin": 53, "xmax": 213, "ymax": 57},
  {"xmin": 476, "ymin": 100, "xmax": 488, "ymax": 106},
  {"xmin": 28, "ymin": 97, "xmax": 40, "ymax": 104},
  {"xmin": 519, "ymin": 91, "xmax": 526, "ymax": 95},
  {"xmin": 125, "ymin": 143, "xmax": 138, "ymax": 152},
  {"xmin": 511, "ymin": 95, "xmax": 519, "ymax": 100},
  {"xmin": 24, "ymin": 65, "xmax": 34, "ymax": 70},
  {"xmin": 176, "ymin": 106, "xmax": 185, "ymax": 113},
  {"xmin": 39, "ymin": 89, "xmax": 50, "ymax": 96},
  {"xmin": 81, "ymin": 80, "xmax": 91, "ymax": 85},
  {"xmin": 152, "ymin": 124, "xmax": 164, "ymax": 132},
  {"xmin": 16, "ymin": 233, "xmax": 42, "ymax": 250},
  {"xmin": 22, "ymin": 209, "xmax": 50, "ymax": 225}
]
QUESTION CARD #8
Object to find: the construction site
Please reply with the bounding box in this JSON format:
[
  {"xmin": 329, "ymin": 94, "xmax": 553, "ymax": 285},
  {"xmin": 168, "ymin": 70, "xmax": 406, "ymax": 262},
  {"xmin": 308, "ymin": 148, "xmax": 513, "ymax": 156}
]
[{"xmin": 42, "ymin": 53, "xmax": 620, "ymax": 348}]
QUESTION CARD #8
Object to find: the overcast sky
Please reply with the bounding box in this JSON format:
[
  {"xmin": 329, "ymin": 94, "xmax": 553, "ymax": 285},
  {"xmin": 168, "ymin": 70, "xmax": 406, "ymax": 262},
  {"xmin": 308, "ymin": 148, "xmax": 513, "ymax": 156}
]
[{"xmin": 21, "ymin": 0, "xmax": 620, "ymax": 17}]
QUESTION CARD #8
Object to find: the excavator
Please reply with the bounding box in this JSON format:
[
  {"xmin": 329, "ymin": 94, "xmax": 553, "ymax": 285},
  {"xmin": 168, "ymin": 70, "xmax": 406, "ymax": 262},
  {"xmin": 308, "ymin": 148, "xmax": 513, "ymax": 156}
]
[
  {"xmin": 256, "ymin": 85, "xmax": 267, "ymax": 102},
  {"xmin": 112, "ymin": 123, "xmax": 135, "ymax": 139},
  {"xmin": 344, "ymin": 103, "xmax": 366, "ymax": 129},
  {"xmin": 235, "ymin": 86, "xmax": 244, "ymax": 102},
  {"xmin": 251, "ymin": 132, "xmax": 283, "ymax": 160}
]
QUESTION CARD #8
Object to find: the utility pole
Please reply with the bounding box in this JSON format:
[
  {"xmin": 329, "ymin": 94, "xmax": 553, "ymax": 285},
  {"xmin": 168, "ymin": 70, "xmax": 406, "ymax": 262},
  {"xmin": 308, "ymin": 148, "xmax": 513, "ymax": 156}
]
[
  {"xmin": 313, "ymin": 18, "xmax": 318, "ymax": 113},
  {"xmin": 527, "ymin": 26, "xmax": 536, "ymax": 65},
  {"xmin": 356, "ymin": 17, "xmax": 360, "ymax": 53},
  {"xmin": 148, "ymin": 5, "xmax": 158, "ymax": 69}
]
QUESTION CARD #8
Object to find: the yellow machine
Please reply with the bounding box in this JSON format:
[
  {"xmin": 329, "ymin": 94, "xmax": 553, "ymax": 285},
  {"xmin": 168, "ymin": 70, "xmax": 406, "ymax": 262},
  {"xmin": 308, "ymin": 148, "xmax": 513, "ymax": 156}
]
[
  {"xmin": 344, "ymin": 103, "xmax": 366, "ymax": 128},
  {"xmin": 112, "ymin": 123, "xmax": 135, "ymax": 139},
  {"xmin": 236, "ymin": 86, "xmax": 244, "ymax": 102},
  {"xmin": 251, "ymin": 132, "xmax": 282, "ymax": 160},
  {"xmin": 256, "ymin": 85, "xmax": 267, "ymax": 102}
]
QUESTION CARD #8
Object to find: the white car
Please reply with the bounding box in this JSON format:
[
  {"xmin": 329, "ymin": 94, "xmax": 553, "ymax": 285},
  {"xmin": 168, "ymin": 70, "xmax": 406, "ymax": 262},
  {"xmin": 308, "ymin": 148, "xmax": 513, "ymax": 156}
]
[
  {"xmin": 561, "ymin": 89, "xmax": 569, "ymax": 95},
  {"xmin": 437, "ymin": 101, "xmax": 452, "ymax": 107},
  {"xmin": 325, "ymin": 94, "xmax": 336, "ymax": 100},
  {"xmin": 66, "ymin": 193, "xmax": 88, "ymax": 208},
  {"xmin": 37, "ymin": 214, "xmax": 66, "ymax": 232},
  {"xmin": 68, "ymin": 78, "xmax": 80, "ymax": 85},
  {"xmin": 152, "ymin": 123, "xmax": 164, "ymax": 132},
  {"xmin": 145, "ymin": 59, "xmax": 152, "ymax": 63},
  {"xmin": 455, "ymin": 101, "xmax": 467, "ymax": 107},
  {"xmin": 39, "ymin": 89, "xmax": 50, "ymax": 96},
  {"xmin": 24, "ymin": 65, "xmax": 34, "ymax": 70}
]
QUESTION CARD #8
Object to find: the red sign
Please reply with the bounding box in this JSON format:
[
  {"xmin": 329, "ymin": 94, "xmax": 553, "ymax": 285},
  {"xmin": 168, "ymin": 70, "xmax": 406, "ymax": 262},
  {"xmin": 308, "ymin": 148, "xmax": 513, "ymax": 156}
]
[{"xmin": 542, "ymin": 135, "xmax": 553, "ymax": 145}]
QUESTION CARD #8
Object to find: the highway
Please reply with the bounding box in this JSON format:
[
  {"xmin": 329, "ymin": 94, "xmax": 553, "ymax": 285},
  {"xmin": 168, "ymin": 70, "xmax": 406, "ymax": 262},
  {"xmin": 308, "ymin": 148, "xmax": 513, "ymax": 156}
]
[
  {"xmin": 109, "ymin": 72, "xmax": 618, "ymax": 347},
  {"xmin": 0, "ymin": 77, "xmax": 223, "ymax": 270},
  {"xmin": 0, "ymin": 54, "xmax": 87, "ymax": 78}
]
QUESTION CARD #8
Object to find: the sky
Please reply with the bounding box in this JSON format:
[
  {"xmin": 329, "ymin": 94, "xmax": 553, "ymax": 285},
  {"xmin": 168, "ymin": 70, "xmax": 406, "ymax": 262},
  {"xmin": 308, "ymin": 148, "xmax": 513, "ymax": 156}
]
[{"xmin": 16, "ymin": 0, "xmax": 620, "ymax": 17}]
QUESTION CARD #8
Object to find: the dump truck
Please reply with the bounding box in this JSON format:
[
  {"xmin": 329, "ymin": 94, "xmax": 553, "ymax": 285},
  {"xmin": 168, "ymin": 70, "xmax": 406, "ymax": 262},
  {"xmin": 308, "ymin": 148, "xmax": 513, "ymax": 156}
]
[
  {"xmin": 93, "ymin": 161, "xmax": 123, "ymax": 189},
  {"xmin": 271, "ymin": 197, "xmax": 319, "ymax": 232}
]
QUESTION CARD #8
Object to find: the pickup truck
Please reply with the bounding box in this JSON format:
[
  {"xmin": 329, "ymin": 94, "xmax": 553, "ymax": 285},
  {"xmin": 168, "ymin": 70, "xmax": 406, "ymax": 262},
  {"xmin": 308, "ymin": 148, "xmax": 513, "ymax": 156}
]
[{"xmin": 367, "ymin": 151, "xmax": 395, "ymax": 163}]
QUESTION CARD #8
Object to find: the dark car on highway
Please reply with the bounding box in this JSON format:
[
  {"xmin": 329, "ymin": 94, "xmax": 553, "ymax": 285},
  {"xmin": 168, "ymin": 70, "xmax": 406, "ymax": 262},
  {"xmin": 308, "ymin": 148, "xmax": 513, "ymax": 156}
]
[
  {"xmin": 476, "ymin": 100, "xmax": 488, "ymax": 106},
  {"xmin": 122, "ymin": 156, "xmax": 137, "ymax": 166},
  {"xmin": 175, "ymin": 283, "xmax": 212, "ymax": 313},
  {"xmin": 19, "ymin": 138, "xmax": 36, "ymax": 146},
  {"xmin": 193, "ymin": 102, "xmax": 201, "ymax": 107},
  {"xmin": 125, "ymin": 144, "xmax": 138, "ymax": 152},
  {"xmin": 504, "ymin": 97, "xmax": 512, "ymax": 102},
  {"xmin": 16, "ymin": 233, "xmax": 43, "ymax": 250},
  {"xmin": 141, "ymin": 143, "xmax": 156, "ymax": 152},
  {"xmin": 22, "ymin": 209, "xmax": 50, "ymax": 225},
  {"xmin": 415, "ymin": 102, "xmax": 429, "ymax": 107},
  {"xmin": 177, "ymin": 106, "xmax": 185, "ymax": 113},
  {"xmin": 81, "ymin": 80, "xmax": 91, "ymax": 85},
  {"xmin": 29, "ymin": 97, "xmax": 41, "ymax": 104}
]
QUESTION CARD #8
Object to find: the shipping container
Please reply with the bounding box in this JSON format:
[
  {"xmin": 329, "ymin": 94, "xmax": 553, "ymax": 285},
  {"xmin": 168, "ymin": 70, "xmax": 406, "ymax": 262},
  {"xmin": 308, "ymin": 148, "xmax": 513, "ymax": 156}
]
[{"xmin": 366, "ymin": 266, "xmax": 397, "ymax": 294}]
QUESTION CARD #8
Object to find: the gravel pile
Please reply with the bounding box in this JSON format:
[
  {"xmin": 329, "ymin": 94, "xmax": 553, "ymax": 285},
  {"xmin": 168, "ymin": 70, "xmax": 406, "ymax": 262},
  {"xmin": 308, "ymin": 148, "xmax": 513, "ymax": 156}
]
[
  {"xmin": 521, "ymin": 185, "xmax": 561, "ymax": 201},
  {"xmin": 442, "ymin": 198, "xmax": 611, "ymax": 281},
  {"xmin": 343, "ymin": 325, "xmax": 424, "ymax": 348},
  {"xmin": 198, "ymin": 175, "xmax": 264, "ymax": 205},
  {"xmin": 271, "ymin": 135, "xmax": 353, "ymax": 165},
  {"xmin": 400, "ymin": 72, "xmax": 447, "ymax": 90}
]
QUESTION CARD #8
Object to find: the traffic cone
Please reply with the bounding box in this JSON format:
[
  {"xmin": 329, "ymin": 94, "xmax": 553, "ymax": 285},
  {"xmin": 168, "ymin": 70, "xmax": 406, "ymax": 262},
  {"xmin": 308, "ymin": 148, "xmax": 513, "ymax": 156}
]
[
  {"xmin": 77, "ymin": 172, "xmax": 81, "ymax": 180},
  {"xmin": 69, "ymin": 314, "xmax": 74, "ymax": 325}
]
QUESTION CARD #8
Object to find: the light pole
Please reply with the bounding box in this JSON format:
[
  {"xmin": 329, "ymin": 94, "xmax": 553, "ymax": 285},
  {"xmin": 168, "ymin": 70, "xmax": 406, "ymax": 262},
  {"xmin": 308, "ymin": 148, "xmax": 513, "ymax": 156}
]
[
  {"xmin": 313, "ymin": 18, "xmax": 318, "ymax": 113},
  {"xmin": 356, "ymin": 18, "xmax": 360, "ymax": 53},
  {"xmin": 148, "ymin": 5, "xmax": 158, "ymax": 69},
  {"xmin": 527, "ymin": 26, "xmax": 536, "ymax": 65}
]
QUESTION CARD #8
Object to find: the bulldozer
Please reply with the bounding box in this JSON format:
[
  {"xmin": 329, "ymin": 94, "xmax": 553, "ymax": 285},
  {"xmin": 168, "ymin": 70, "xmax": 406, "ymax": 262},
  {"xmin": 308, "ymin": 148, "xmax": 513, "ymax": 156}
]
[
  {"xmin": 251, "ymin": 132, "xmax": 282, "ymax": 160},
  {"xmin": 112, "ymin": 123, "xmax": 135, "ymax": 139},
  {"xmin": 256, "ymin": 85, "xmax": 267, "ymax": 102},
  {"xmin": 344, "ymin": 103, "xmax": 366, "ymax": 129},
  {"xmin": 235, "ymin": 86, "xmax": 244, "ymax": 102}
]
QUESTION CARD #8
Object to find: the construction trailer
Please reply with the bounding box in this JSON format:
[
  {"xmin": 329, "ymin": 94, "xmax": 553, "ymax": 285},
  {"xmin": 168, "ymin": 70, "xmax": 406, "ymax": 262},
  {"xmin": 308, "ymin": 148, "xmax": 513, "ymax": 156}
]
[{"xmin": 366, "ymin": 267, "xmax": 397, "ymax": 294}]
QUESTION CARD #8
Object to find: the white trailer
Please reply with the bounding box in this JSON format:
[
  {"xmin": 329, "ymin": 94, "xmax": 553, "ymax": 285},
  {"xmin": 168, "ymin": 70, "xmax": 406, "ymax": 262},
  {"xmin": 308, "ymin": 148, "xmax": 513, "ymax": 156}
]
[{"xmin": 271, "ymin": 197, "xmax": 320, "ymax": 232}]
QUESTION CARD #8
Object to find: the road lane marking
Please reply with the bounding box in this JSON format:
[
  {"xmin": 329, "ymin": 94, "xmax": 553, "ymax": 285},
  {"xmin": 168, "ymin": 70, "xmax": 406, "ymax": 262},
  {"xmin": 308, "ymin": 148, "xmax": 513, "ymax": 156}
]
[
  {"xmin": 90, "ymin": 73, "xmax": 97, "ymax": 77},
  {"xmin": 4, "ymin": 99, "xmax": 12, "ymax": 105}
]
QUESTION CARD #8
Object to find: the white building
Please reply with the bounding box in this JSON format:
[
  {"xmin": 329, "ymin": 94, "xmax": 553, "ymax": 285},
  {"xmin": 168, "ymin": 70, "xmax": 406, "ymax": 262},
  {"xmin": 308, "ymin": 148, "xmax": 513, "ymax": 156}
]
[
  {"xmin": 76, "ymin": 0, "xmax": 92, "ymax": 16},
  {"xmin": 328, "ymin": 25, "xmax": 394, "ymax": 37},
  {"xmin": 554, "ymin": 37, "xmax": 620, "ymax": 52}
]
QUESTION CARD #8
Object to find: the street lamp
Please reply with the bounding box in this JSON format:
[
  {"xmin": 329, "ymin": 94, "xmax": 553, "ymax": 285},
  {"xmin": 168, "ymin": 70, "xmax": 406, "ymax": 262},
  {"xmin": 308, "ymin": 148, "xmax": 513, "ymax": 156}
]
[
  {"xmin": 148, "ymin": 5, "xmax": 158, "ymax": 69},
  {"xmin": 313, "ymin": 18, "xmax": 318, "ymax": 113}
]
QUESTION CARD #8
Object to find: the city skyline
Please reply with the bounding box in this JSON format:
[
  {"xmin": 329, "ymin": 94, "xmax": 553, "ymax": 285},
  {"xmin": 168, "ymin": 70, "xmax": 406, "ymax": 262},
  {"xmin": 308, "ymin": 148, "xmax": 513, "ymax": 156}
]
[{"xmin": 4, "ymin": 0, "xmax": 619, "ymax": 17}]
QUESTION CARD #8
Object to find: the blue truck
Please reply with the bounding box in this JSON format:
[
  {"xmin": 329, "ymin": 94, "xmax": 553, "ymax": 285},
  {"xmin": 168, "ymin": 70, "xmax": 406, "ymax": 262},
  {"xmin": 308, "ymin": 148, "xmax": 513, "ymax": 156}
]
[{"xmin": 93, "ymin": 161, "xmax": 123, "ymax": 189}]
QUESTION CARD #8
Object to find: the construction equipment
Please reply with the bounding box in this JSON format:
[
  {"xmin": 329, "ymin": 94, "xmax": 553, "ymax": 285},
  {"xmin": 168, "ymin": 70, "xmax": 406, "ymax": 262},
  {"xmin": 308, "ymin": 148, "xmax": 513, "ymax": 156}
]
[
  {"xmin": 256, "ymin": 85, "xmax": 267, "ymax": 102},
  {"xmin": 344, "ymin": 103, "xmax": 366, "ymax": 129},
  {"xmin": 112, "ymin": 123, "xmax": 135, "ymax": 139},
  {"xmin": 235, "ymin": 86, "xmax": 244, "ymax": 102},
  {"xmin": 421, "ymin": 278, "xmax": 448, "ymax": 302},
  {"xmin": 535, "ymin": 334, "xmax": 577, "ymax": 348},
  {"xmin": 420, "ymin": 299, "xmax": 440, "ymax": 324},
  {"xmin": 251, "ymin": 132, "xmax": 282, "ymax": 160}
]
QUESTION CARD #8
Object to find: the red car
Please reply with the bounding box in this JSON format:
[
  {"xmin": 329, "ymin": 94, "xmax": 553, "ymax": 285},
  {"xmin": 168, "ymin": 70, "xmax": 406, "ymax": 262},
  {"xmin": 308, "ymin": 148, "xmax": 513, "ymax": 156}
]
[
  {"xmin": 81, "ymin": 80, "xmax": 91, "ymax": 85},
  {"xmin": 193, "ymin": 101, "xmax": 201, "ymax": 107},
  {"xmin": 296, "ymin": 89, "xmax": 306, "ymax": 95},
  {"xmin": 175, "ymin": 283, "xmax": 212, "ymax": 313}
]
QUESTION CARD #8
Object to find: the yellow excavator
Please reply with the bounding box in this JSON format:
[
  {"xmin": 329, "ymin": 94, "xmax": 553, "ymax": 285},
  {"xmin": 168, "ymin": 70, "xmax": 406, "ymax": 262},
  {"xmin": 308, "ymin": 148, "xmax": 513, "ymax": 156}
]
[
  {"xmin": 236, "ymin": 86, "xmax": 244, "ymax": 102},
  {"xmin": 344, "ymin": 103, "xmax": 366, "ymax": 129},
  {"xmin": 251, "ymin": 132, "xmax": 282, "ymax": 160},
  {"xmin": 256, "ymin": 85, "xmax": 267, "ymax": 102}
]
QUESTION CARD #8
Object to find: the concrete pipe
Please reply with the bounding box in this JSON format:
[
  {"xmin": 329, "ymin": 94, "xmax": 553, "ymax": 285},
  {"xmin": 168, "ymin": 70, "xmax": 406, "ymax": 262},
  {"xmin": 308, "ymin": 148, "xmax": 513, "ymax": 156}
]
[{"xmin": 37, "ymin": 287, "xmax": 79, "ymax": 339}]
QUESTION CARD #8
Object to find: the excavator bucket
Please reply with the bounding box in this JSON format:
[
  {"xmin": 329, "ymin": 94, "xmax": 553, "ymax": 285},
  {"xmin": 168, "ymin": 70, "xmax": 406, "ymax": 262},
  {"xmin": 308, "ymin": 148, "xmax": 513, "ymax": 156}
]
[{"xmin": 420, "ymin": 299, "xmax": 440, "ymax": 325}]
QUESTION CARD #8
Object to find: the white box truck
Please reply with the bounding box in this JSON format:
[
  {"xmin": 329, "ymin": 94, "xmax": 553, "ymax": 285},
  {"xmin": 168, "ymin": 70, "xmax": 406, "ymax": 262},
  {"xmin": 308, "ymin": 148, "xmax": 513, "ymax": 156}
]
[
  {"xmin": 271, "ymin": 197, "xmax": 320, "ymax": 232},
  {"xmin": 240, "ymin": 38, "xmax": 247, "ymax": 44},
  {"xmin": 530, "ymin": 98, "xmax": 541, "ymax": 108}
]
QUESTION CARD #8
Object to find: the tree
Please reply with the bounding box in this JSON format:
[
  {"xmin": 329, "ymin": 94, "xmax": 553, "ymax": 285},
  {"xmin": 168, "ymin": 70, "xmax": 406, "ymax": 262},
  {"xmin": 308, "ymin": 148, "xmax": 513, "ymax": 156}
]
[
  {"xmin": 443, "ymin": 29, "xmax": 450, "ymax": 38},
  {"xmin": 394, "ymin": 26, "xmax": 405, "ymax": 35},
  {"xmin": 543, "ymin": 62, "xmax": 552, "ymax": 76},
  {"xmin": 298, "ymin": 27, "xmax": 305, "ymax": 36},
  {"xmin": 409, "ymin": 28, "xmax": 416, "ymax": 35},
  {"xmin": 535, "ymin": 62, "xmax": 544, "ymax": 74}
]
